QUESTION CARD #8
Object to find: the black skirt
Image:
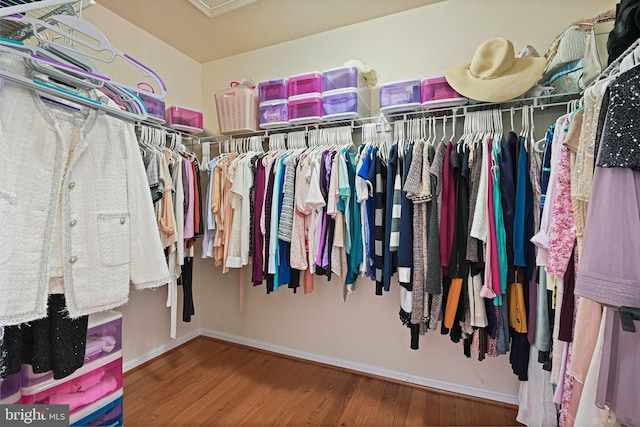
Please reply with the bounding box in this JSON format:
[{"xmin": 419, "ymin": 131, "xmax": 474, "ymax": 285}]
[{"xmin": 0, "ymin": 294, "xmax": 88, "ymax": 380}]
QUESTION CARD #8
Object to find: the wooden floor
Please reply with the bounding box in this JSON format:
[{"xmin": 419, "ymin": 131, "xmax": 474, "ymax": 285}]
[{"xmin": 124, "ymin": 337, "xmax": 519, "ymax": 426}]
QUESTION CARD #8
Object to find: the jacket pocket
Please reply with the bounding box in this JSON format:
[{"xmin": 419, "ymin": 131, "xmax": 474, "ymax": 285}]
[
  {"xmin": 97, "ymin": 212, "xmax": 130, "ymax": 266},
  {"xmin": 0, "ymin": 190, "xmax": 16, "ymax": 266}
]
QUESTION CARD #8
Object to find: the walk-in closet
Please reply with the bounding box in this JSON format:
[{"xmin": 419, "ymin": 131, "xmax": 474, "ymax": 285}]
[{"xmin": 1, "ymin": 0, "xmax": 638, "ymax": 426}]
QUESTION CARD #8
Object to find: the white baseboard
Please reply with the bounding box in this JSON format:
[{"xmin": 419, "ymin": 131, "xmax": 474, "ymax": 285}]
[
  {"xmin": 200, "ymin": 329, "xmax": 519, "ymax": 405},
  {"xmin": 123, "ymin": 328, "xmax": 202, "ymax": 372}
]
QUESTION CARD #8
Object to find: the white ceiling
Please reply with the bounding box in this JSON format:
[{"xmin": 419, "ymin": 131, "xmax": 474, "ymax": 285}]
[{"xmin": 96, "ymin": 0, "xmax": 445, "ymax": 63}]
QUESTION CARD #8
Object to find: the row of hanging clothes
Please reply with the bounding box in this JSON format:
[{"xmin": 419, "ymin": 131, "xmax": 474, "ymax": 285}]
[
  {"xmin": 201, "ymin": 106, "xmax": 548, "ymax": 357},
  {"xmin": 137, "ymin": 125, "xmax": 204, "ymax": 339},
  {"xmin": 516, "ymin": 39, "xmax": 640, "ymax": 427}
]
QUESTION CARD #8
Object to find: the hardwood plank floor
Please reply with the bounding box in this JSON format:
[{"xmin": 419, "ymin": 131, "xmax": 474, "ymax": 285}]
[{"xmin": 124, "ymin": 337, "xmax": 519, "ymax": 426}]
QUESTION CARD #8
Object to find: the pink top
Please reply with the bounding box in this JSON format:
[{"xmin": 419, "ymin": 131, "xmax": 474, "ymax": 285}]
[{"xmin": 547, "ymin": 145, "xmax": 576, "ymax": 276}]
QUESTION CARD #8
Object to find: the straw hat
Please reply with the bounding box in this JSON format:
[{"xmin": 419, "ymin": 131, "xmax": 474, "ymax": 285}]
[{"xmin": 444, "ymin": 37, "xmax": 547, "ymax": 103}]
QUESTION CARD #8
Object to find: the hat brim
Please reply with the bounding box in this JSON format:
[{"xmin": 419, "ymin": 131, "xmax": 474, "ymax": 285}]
[{"xmin": 444, "ymin": 57, "xmax": 547, "ymax": 103}]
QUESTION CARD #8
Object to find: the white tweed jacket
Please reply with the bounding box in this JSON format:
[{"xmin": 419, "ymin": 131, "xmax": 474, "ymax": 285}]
[{"xmin": 0, "ymin": 56, "xmax": 170, "ymax": 326}]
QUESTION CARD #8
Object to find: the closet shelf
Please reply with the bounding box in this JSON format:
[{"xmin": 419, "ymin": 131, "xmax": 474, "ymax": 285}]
[{"xmin": 220, "ymin": 92, "xmax": 581, "ymax": 140}]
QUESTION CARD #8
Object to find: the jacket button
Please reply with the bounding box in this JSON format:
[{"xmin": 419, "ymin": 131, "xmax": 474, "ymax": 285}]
[
  {"xmin": 68, "ymin": 182, "xmax": 76, "ymax": 189},
  {"xmin": 120, "ymin": 217, "xmax": 127, "ymax": 224},
  {"xmin": 69, "ymin": 256, "xmax": 78, "ymax": 264},
  {"xmin": 70, "ymin": 220, "xmax": 77, "ymax": 227}
]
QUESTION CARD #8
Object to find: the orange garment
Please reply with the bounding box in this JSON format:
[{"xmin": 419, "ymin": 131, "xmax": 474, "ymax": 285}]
[
  {"xmin": 212, "ymin": 158, "xmax": 225, "ymax": 265},
  {"xmin": 444, "ymin": 278, "xmax": 463, "ymax": 328}
]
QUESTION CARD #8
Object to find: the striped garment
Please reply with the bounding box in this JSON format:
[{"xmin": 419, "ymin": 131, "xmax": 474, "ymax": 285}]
[
  {"xmin": 383, "ymin": 144, "xmax": 399, "ymax": 292},
  {"xmin": 389, "ymin": 160, "xmax": 403, "ymax": 251},
  {"xmin": 277, "ymin": 156, "xmax": 298, "ymax": 242},
  {"xmin": 373, "ymin": 149, "xmax": 387, "ymax": 295}
]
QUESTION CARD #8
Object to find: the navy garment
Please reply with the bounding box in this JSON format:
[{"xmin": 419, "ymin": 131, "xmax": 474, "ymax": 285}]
[
  {"xmin": 383, "ymin": 145, "xmax": 399, "ymax": 293},
  {"xmin": 263, "ymin": 165, "xmax": 276, "ymax": 294},
  {"xmin": 513, "ymin": 137, "xmax": 535, "ymax": 281},
  {"xmin": 278, "ymin": 162, "xmax": 291, "ymax": 286},
  {"xmin": 398, "ymin": 143, "xmax": 414, "ymax": 291},
  {"xmin": 539, "ymin": 125, "xmax": 555, "ymax": 216},
  {"xmin": 500, "ymin": 132, "xmax": 518, "ymax": 285}
]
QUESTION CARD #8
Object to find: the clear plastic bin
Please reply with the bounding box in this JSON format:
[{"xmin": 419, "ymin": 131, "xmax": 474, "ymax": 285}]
[
  {"xmin": 0, "ymin": 373, "xmax": 21, "ymax": 404},
  {"xmin": 322, "ymin": 66, "xmax": 363, "ymax": 92},
  {"xmin": 21, "ymin": 354, "xmax": 123, "ymax": 417},
  {"xmin": 21, "ymin": 311, "xmax": 122, "ymax": 389},
  {"xmin": 421, "ymin": 76, "xmax": 468, "ymax": 109},
  {"xmin": 259, "ymin": 100, "xmax": 289, "ymax": 129},
  {"xmin": 138, "ymin": 92, "xmax": 166, "ymax": 124},
  {"xmin": 322, "ymin": 88, "xmax": 369, "ymax": 121},
  {"xmin": 167, "ymin": 106, "xmax": 204, "ymax": 134},
  {"xmin": 288, "ymin": 72, "xmax": 322, "ymax": 97},
  {"xmin": 258, "ymin": 79, "xmax": 288, "ymax": 103},
  {"xmin": 214, "ymin": 84, "xmax": 259, "ymax": 135},
  {"xmin": 288, "ymin": 94, "xmax": 322, "ymax": 125},
  {"xmin": 379, "ymin": 79, "xmax": 422, "ymax": 115}
]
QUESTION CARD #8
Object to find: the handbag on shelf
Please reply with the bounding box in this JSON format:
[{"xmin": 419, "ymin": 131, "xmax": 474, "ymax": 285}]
[{"xmin": 583, "ymin": 18, "xmax": 616, "ymax": 86}]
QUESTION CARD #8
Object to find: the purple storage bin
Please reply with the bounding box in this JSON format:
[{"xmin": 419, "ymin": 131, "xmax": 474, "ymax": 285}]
[
  {"xmin": 288, "ymin": 72, "xmax": 322, "ymax": 97},
  {"xmin": 322, "ymin": 88, "xmax": 369, "ymax": 121},
  {"xmin": 138, "ymin": 92, "xmax": 166, "ymax": 123},
  {"xmin": 421, "ymin": 76, "xmax": 467, "ymax": 109},
  {"xmin": 258, "ymin": 79, "xmax": 288, "ymax": 103},
  {"xmin": 288, "ymin": 94, "xmax": 322, "ymax": 125},
  {"xmin": 0, "ymin": 373, "xmax": 21, "ymax": 404},
  {"xmin": 379, "ymin": 79, "xmax": 422, "ymax": 115},
  {"xmin": 21, "ymin": 310, "xmax": 123, "ymax": 389},
  {"xmin": 260, "ymin": 100, "xmax": 289, "ymax": 129},
  {"xmin": 322, "ymin": 66, "xmax": 361, "ymax": 92}
]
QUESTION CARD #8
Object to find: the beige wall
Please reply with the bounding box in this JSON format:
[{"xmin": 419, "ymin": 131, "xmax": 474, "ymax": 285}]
[
  {"xmin": 198, "ymin": 0, "xmax": 617, "ymax": 401},
  {"xmin": 82, "ymin": 4, "xmax": 203, "ymax": 365},
  {"xmin": 77, "ymin": 0, "xmax": 616, "ymax": 403}
]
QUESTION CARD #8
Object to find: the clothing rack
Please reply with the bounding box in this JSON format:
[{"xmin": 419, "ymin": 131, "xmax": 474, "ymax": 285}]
[
  {"xmin": 206, "ymin": 92, "xmax": 581, "ymax": 154},
  {"xmin": 0, "ymin": 0, "xmax": 93, "ymax": 40}
]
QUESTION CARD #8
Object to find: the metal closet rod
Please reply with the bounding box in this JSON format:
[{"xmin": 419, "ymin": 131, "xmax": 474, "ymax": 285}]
[
  {"xmin": 135, "ymin": 120, "xmax": 219, "ymax": 145},
  {"xmin": 216, "ymin": 92, "xmax": 581, "ymax": 141}
]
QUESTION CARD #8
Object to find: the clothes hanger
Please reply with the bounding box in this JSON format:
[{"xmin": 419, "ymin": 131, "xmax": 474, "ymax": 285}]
[
  {"xmin": 2, "ymin": 13, "xmax": 167, "ymax": 100},
  {"xmin": 0, "ymin": 0, "xmax": 78, "ymax": 18}
]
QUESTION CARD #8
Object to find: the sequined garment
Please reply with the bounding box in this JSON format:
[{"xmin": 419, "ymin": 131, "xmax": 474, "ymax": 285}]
[{"xmin": 597, "ymin": 66, "xmax": 640, "ymax": 169}]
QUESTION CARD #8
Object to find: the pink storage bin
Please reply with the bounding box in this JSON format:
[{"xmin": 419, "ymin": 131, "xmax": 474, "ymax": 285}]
[
  {"xmin": 21, "ymin": 311, "xmax": 122, "ymax": 389},
  {"xmin": 379, "ymin": 79, "xmax": 422, "ymax": 115},
  {"xmin": 258, "ymin": 79, "xmax": 288, "ymax": 103},
  {"xmin": 421, "ymin": 76, "xmax": 468, "ymax": 109},
  {"xmin": 215, "ymin": 84, "xmax": 259, "ymax": 135},
  {"xmin": 322, "ymin": 88, "xmax": 369, "ymax": 121},
  {"xmin": 21, "ymin": 354, "xmax": 123, "ymax": 416},
  {"xmin": 288, "ymin": 72, "xmax": 322, "ymax": 97},
  {"xmin": 288, "ymin": 94, "xmax": 322, "ymax": 125},
  {"xmin": 259, "ymin": 100, "xmax": 289, "ymax": 129},
  {"xmin": 0, "ymin": 373, "xmax": 21, "ymax": 404},
  {"xmin": 322, "ymin": 66, "xmax": 362, "ymax": 92},
  {"xmin": 167, "ymin": 106, "xmax": 204, "ymax": 134}
]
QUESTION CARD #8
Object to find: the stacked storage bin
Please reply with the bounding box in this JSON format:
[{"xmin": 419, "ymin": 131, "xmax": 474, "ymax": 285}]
[
  {"xmin": 379, "ymin": 79, "xmax": 422, "ymax": 115},
  {"xmin": 19, "ymin": 310, "xmax": 124, "ymax": 427},
  {"xmin": 321, "ymin": 66, "xmax": 370, "ymax": 122},
  {"xmin": 288, "ymin": 72, "xmax": 323, "ymax": 125},
  {"xmin": 258, "ymin": 79, "xmax": 289, "ymax": 129},
  {"xmin": 0, "ymin": 373, "xmax": 22, "ymax": 405}
]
